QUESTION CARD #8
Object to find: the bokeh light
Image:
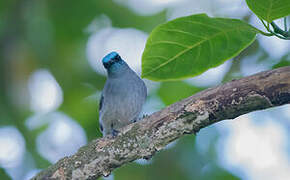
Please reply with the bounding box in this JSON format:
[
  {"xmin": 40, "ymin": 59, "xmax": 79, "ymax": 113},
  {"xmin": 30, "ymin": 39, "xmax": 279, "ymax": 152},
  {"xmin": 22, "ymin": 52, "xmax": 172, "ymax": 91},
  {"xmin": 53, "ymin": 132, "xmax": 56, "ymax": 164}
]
[
  {"xmin": 36, "ymin": 112, "xmax": 87, "ymax": 163},
  {"xmin": 23, "ymin": 169, "xmax": 41, "ymax": 180},
  {"xmin": 241, "ymin": 52, "xmax": 271, "ymax": 76},
  {"xmin": 167, "ymin": 0, "xmax": 249, "ymax": 21},
  {"xmin": 0, "ymin": 127, "xmax": 25, "ymax": 168},
  {"xmin": 28, "ymin": 69, "xmax": 63, "ymax": 113},
  {"xmin": 135, "ymin": 158, "xmax": 153, "ymax": 166},
  {"xmin": 142, "ymin": 95, "xmax": 164, "ymax": 115},
  {"xmin": 167, "ymin": 0, "xmax": 213, "ymax": 20},
  {"xmin": 0, "ymin": 0, "xmax": 289, "ymax": 179},
  {"xmin": 186, "ymin": 60, "xmax": 232, "ymax": 87},
  {"xmin": 217, "ymin": 112, "xmax": 290, "ymax": 180},
  {"xmin": 86, "ymin": 27, "xmax": 148, "ymax": 75},
  {"xmin": 114, "ymin": 0, "xmax": 182, "ymax": 16},
  {"xmin": 249, "ymin": 16, "xmax": 290, "ymax": 59}
]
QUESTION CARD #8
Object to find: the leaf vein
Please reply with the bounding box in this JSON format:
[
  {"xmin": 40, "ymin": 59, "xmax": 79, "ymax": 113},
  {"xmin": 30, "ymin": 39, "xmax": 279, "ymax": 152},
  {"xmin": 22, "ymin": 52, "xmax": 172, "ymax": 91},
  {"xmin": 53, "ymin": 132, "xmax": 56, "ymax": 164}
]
[
  {"xmin": 181, "ymin": 20, "xmax": 224, "ymax": 31},
  {"xmin": 159, "ymin": 28, "xmax": 206, "ymax": 40},
  {"xmin": 150, "ymin": 41, "xmax": 189, "ymax": 48},
  {"xmin": 143, "ymin": 27, "xmax": 250, "ymax": 77}
]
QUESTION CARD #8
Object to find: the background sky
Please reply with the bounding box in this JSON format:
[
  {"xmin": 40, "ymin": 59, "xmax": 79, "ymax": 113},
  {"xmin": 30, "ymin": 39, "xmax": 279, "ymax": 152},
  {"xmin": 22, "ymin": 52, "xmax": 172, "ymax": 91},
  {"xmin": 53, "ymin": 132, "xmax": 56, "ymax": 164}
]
[{"xmin": 0, "ymin": 0, "xmax": 289, "ymax": 180}]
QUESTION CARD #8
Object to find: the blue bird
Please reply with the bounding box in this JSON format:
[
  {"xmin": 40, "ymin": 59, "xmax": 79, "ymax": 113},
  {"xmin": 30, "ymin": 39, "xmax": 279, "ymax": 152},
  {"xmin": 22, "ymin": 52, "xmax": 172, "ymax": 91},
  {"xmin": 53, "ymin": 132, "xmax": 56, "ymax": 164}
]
[{"xmin": 99, "ymin": 52, "xmax": 147, "ymax": 136}]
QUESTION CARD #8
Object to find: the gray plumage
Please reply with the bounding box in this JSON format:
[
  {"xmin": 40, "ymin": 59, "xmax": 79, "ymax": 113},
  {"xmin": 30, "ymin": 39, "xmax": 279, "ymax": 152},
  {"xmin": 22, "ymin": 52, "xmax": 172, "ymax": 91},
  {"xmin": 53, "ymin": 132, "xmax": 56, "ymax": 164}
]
[{"xmin": 99, "ymin": 52, "xmax": 147, "ymax": 136}]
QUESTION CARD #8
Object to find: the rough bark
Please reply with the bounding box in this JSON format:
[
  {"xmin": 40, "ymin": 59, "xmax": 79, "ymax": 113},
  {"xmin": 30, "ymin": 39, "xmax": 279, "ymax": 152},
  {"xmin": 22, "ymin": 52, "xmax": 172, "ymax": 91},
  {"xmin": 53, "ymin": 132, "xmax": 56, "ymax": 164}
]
[{"xmin": 32, "ymin": 66, "xmax": 290, "ymax": 180}]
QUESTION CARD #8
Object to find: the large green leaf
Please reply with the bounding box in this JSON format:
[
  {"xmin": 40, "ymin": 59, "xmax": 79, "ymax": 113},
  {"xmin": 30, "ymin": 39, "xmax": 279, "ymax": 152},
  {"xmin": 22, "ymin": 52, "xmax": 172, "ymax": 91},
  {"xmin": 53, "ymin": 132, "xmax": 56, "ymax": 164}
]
[
  {"xmin": 142, "ymin": 14, "xmax": 257, "ymax": 81},
  {"xmin": 246, "ymin": 0, "xmax": 290, "ymax": 22}
]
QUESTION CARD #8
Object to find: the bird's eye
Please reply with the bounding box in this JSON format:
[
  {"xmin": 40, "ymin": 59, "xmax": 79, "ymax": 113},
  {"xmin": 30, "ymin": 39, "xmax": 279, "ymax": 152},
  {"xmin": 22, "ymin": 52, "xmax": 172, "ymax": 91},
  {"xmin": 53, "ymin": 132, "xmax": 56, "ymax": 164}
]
[{"xmin": 112, "ymin": 55, "xmax": 120, "ymax": 62}]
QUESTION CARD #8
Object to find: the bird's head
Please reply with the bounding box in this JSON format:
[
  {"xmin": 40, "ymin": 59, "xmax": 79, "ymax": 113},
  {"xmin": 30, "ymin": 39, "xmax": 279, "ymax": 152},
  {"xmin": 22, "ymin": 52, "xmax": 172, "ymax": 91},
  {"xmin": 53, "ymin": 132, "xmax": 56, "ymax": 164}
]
[{"xmin": 102, "ymin": 52, "xmax": 123, "ymax": 70}]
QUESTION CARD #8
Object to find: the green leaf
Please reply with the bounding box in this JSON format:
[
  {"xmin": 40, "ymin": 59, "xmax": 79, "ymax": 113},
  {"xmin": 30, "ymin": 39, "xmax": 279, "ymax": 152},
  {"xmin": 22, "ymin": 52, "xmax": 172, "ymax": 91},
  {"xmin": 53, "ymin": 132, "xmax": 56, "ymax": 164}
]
[
  {"xmin": 142, "ymin": 14, "xmax": 257, "ymax": 81},
  {"xmin": 158, "ymin": 81, "xmax": 204, "ymax": 105},
  {"xmin": 246, "ymin": 0, "xmax": 290, "ymax": 22}
]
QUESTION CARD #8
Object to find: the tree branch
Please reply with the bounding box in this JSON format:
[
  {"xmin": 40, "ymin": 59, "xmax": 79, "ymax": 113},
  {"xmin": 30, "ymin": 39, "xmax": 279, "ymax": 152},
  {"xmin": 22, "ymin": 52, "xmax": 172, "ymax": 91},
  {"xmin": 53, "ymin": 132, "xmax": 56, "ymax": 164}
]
[{"xmin": 33, "ymin": 66, "xmax": 290, "ymax": 180}]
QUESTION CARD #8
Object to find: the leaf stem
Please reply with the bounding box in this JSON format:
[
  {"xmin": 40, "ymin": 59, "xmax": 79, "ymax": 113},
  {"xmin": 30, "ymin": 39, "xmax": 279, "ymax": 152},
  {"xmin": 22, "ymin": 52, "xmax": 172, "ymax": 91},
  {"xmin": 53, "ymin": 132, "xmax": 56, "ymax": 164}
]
[
  {"xmin": 270, "ymin": 21, "xmax": 289, "ymax": 37},
  {"xmin": 284, "ymin": 17, "xmax": 287, "ymax": 31},
  {"xmin": 258, "ymin": 18, "xmax": 274, "ymax": 36},
  {"xmin": 259, "ymin": 18, "xmax": 290, "ymax": 40}
]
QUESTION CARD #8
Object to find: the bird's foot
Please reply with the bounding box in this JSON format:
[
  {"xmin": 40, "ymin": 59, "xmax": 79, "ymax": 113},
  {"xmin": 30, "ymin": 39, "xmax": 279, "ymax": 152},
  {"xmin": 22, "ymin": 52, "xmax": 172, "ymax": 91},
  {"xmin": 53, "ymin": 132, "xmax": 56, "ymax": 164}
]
[
  {"xmin": 143, "ymin": 154, "xmax": 153, "ymax": 160},
  {"xmin": 111, "ymin": 129, "xmax": 120, "ymax": 137},
  {"xmin": 133, "ymin": 114, "xmax": 149, "ymax": 123}
]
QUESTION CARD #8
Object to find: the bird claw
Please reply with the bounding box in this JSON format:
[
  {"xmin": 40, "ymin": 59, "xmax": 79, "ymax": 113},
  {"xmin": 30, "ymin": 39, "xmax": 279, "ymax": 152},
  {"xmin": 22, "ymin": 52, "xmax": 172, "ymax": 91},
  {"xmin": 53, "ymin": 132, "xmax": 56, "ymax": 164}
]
[
  {"xmin": 111, "ymin": 129, "xmax": 119, "ymax": 137},
  {"xmin": 133, "ymin": 114, "xmax": 149, "ymax": 123},
  {"xmin": 143, "ymin": 155, "xmax": 153, "ymax": 160}
]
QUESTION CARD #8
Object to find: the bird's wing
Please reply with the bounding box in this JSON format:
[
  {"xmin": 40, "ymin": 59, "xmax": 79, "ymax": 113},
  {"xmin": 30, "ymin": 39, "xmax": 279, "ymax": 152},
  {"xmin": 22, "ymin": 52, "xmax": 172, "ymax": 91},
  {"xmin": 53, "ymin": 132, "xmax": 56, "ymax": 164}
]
[
  {"xmin": 99, "ymin": 93, "xmax": 104, "ymax": 113},
  {"xmin": 98, "ymin": 93, "xmax": 104, "ymax": 132}
]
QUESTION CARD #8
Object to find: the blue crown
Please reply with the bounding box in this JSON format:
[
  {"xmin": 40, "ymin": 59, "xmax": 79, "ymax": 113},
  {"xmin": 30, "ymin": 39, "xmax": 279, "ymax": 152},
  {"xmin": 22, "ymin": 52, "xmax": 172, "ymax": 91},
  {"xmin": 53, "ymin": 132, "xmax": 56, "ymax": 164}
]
[{"xmin": 102, "ymin": 52, "xmax": 119, "ymax": 63}]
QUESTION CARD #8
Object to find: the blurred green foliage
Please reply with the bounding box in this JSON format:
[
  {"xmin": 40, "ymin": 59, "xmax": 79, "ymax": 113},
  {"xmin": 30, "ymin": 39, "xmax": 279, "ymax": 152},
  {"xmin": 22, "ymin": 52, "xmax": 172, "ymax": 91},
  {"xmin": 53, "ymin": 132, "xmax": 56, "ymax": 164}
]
[
  {"xmin": 273, "ymin": 54, "xmax": 290, "ymax": 68},
  {"xmin": 158, "ymin": 81, "xmax": 204, "ymax": 105},
  {"xmin": 0, "ymin": 0, "xmax": 167, "ymax": 179},
  {"xmin": 0, "ymin": 0, "xmax": 288, "ymax": 180},
  {"xmin": 0, "ymin": 167, "xmax": 10, "ymax": 180}
]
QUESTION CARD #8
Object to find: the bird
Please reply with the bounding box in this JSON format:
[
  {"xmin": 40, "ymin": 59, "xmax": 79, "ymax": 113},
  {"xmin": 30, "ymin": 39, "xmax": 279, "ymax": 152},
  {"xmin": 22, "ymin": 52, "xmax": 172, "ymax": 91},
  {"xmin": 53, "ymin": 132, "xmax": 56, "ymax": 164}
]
[{"xmin": 99, "ymin": 52, "xmax": 147, "ymax": 137}]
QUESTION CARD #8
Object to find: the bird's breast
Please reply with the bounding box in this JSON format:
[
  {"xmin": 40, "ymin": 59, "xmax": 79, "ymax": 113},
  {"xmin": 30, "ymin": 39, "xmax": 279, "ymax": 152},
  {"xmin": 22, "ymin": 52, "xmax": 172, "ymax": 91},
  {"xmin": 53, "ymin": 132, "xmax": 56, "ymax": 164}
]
[{"xmin": 102, "ymin": 75, "xmax": 146, "ymax": 123}]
